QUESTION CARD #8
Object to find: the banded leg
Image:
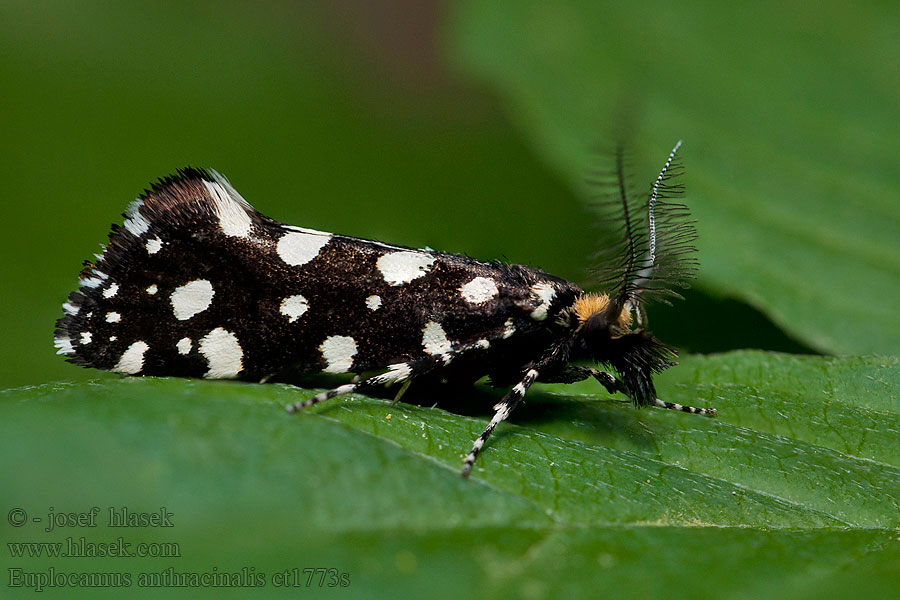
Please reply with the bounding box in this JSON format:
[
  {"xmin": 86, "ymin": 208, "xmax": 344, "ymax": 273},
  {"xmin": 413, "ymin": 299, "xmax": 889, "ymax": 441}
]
[
  {"xmin": 461, "ymin": 368, "xmax": 539, "ymax": 478},
  {"xmin": 589, "ymin": 368, "xmax": 716, "ymax": 416},
  {"xmin": 540, "ymin": 366, "xmax": 716, "ymax": 416},
  {"xmin": 651, "ymin": 397, "xmax": 717, "ymax": 416},
  {"xmin": 285, "ymin": 362, "xmax": 415, "ymax": 413},
  {"xmin": 286, "ymin": 338, "xmax": 493, "ymax": 413}
]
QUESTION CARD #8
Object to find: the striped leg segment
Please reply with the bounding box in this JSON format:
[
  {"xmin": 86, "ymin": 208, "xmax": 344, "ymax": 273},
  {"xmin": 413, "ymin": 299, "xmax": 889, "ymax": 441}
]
[
  {"xmin": 587, "ymin": 368, "xmax": 716, "ymax": 416},
  {"xmin": 651, "ymin": 397, "xmax": 717, "ymax": 417},
  {"xmin": 461, "ymin": 368, "xmax": 539, "ymax": 478},
  {"xmin": 285, "ymin": 382, "xmax": 358, "ymax": 413},
  {"xmin": 540, "ymin": 366, "xmax": 716, "ymax": 417},
  {"xmin": 286, "ymin": 340, "xmax": 492, "ymax": 414},
  {"xmin": 285, "ymin": 361, "xmax": 415, "ymax": 413}
]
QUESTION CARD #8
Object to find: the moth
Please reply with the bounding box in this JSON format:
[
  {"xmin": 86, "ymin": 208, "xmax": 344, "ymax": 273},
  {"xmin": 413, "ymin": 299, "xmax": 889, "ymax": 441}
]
[{"xmin": 55, "ymin": 141, "xmax": 714, "ymax": 477}]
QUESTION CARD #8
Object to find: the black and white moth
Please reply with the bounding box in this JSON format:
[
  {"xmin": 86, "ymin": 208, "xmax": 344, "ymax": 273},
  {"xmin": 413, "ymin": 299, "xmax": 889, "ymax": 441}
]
[{"xmin": 55, "ymin": 141, "xmax": 714, "ymax": 477}]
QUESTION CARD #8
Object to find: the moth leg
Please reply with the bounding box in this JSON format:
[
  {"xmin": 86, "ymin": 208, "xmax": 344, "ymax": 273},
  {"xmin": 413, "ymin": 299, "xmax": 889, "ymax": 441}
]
[
  {"xmin": 461, "ymin": 368, "xmax": 539, "ymax": 478},
  {"xmin": 538, "ymin": 366, "xmax": 627, "ymax": 394},
  {"xmin": 537, "ymin": 365, "xmax": 604, "ymax": 385},
  {"xmin": 284, "ymin": 362, "xmax": 415, "ymax": 413},
  {"xmin": 651, "ymin": 398, "xmax": 717, "ymax": 417},
  {"xmin": 285, "ymin": 382, "xmax": 359, "ymax": 413},
  {"xmin": 587, "ymin": 369, "xmax": 629, "ymax": 395},
  {"xmin": 392, "ymin": 379, "xmax": 412, "ymax": 405},
  {"xmin": 588, "ymin": 368, "xmax": 717, "ymax": 416},
  {"xmin": 544, "ymin": 367, "xmax": 716, "ymax": 416},
  {"xmin": 586, "ymin": 368, "xmax": 716, "ymax": 415}
]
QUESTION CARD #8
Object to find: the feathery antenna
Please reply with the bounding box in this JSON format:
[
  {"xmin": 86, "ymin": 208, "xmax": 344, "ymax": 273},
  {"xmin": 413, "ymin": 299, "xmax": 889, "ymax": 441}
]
[
  {"xmin": 647, "ymin": 139, "xmax": 682, "ymax": 270},
  {"xmin": 588, "ymin": 141, "xmax": 697, "ymax": 314}
]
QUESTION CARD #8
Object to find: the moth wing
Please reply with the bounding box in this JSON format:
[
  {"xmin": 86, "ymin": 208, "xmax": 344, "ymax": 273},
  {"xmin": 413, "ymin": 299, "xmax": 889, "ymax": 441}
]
[
  {"xmin": 55, "ymin": 169, "xmax": 579, "ymax": 383},
  {"xmin": 54, "ymin": 168, "xmax": 315, "ymax": 379}
]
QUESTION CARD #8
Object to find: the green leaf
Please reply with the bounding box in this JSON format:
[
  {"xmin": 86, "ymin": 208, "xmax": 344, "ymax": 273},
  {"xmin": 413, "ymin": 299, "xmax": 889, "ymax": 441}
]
[
  {"xmin": 445, "ymin": 0, "xmax": 900, "ymax": 355},
  {"xmin": 2, "ymin": 352, "xmax": 898, "ymax": 598}
]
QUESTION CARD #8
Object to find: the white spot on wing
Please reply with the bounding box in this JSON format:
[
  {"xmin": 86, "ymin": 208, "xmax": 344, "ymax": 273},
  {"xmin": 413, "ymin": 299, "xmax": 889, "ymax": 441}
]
[
  {"xmin": 422, "ymin": 321, "xmax": 452, "ymax": 355},
  {"xmin": 54, "ymin": 336, "xmax": 74, "ymax": 355},
  {"xmin": 80, "ymin": 332, "xmax": 92, "ymax": 345},
  {"xmin": 460, "ymin": 277, "xmax": 499, "ymax": 304},
  {"xmin": 106, "ymin": 311, "xmax": 121, "ymax": 323},
  {"xmin": 276, "ymin": 230, "xmax": 331, "ymax": 266},
  {"xmin": 123, "ymin": 200, "xmax": 150, "ymax": 236},
  {"xmin": 199, "ymin": 327, "xmax": 243, "ymax": 378},
  {"xmin": 202, "ymin": 178, "xmax": 253, "ymax": 238},
  {"xmin": 319, "ymin": 335, "xmax": 357, "ymax": 373},
  {"xmin": 176, "ymin": 337, "xmax": 192, "ymax": 355},
  {"xmin": 366, "ymin": 295, "xmax": 382, "ymax": 311},
  {"xmin": 112, "ymin": 341, "xmax": 149, "ymax": 374},
  {"xmin": 62, "ymin": 302, "xmax": 79, "ymax": 316},
  {"xmin": 146, "ymin": 237, "xmax": 163, "ymax": 254},
  {"xmin": 476, "ymin": 339, "xmax": 490, "ymax": 349},
  {"xmin": 170, "ymin": 279, "xmax": 215, "ymax": 320},
  {"xmin": 102, "ymin": 283, "xmax": 119, "ymax": 299},
  {"xmin": 530, "ymin": 282, "xmax": 556, "ymax": 321},
  {"xmin": 146, "ymin": 284, "xmax": 158, "ymax": 295},
  {"xmin": 280, "ymin": 294, "xmax": 309, "ymax": 322},
  {"xmin": 377, "ymin": 251, "xmax": 435, "ymax": 286}
]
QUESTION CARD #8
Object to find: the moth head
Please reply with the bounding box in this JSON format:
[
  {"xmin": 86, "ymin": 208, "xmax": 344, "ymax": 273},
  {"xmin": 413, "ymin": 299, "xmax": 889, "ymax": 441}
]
[
  {"xmin": 569, "ymin": 293, "xmax": 676, "ymax": 405},
  {"xmin": 569, "ymin": 291, "xmax": 641, "ymax": 359},
  {"xmin": 572, "ymin": 292, "xmax": 633, "ymax": 339}
]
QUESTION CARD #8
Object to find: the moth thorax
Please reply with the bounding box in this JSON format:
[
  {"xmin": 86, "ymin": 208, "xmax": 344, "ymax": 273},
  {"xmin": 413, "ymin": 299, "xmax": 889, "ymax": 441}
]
[{"xmin": 573, "ymin": 292, "xmax": 633, "ymax": 337}]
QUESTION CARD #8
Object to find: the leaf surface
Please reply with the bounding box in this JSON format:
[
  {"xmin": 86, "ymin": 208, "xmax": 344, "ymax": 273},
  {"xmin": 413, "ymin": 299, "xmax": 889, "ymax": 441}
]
[{"xmin": 2, "ymin": 352, "xmax": 898, "ymax": 598}]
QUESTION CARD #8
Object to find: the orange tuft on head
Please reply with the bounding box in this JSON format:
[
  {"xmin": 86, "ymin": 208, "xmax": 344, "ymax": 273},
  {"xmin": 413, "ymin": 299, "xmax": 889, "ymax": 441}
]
[
  {"xmin": 572, "ymin": 292, "xmax": 633, "ymax": 336},
  {"xmin": 573, "ymin": 293, "xmax": 610, "ymax": 324}
]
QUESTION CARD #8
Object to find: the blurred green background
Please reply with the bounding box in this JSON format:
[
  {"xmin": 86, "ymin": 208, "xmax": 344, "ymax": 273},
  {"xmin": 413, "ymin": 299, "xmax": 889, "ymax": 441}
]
[{"xmin": 2, "ymin": 1, "xmax": 899, "ymax": 598}]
